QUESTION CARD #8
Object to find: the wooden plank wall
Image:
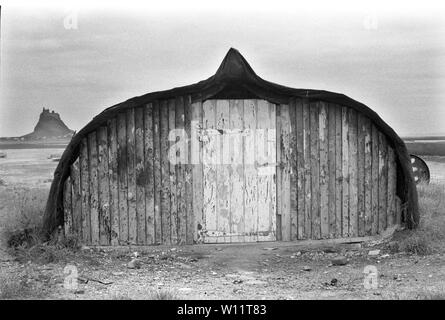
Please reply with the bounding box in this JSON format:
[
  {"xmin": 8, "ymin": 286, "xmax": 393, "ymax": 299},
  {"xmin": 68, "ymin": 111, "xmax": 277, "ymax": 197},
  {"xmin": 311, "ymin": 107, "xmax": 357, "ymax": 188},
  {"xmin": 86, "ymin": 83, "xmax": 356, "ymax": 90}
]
[
  {"xmin": 65, "ymin": 98, "xmax": 193, "ymax": 245},
  {"xmin": 64, "ymin": 97, "xmax": 402, "ymax": 244},
  {"xmin": 276, "ymin": 98, "xmax": 401, "ymax": 240}
]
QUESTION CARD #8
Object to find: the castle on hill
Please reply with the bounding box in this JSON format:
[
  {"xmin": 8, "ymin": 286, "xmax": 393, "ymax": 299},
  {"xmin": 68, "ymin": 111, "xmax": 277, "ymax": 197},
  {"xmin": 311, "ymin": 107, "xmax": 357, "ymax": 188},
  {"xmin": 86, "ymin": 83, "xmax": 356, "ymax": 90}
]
[{"xmin": 20, "ymin": 108, "xmax": 74, "ymax": 140}]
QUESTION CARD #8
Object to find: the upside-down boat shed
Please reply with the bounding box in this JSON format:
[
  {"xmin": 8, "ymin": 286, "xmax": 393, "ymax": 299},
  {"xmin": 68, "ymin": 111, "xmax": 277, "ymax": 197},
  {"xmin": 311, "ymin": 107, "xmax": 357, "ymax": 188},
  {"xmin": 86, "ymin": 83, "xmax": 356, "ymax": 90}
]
[{"xmin": 43, "ymin": 48, "xmax": 418, "ymax": 246}]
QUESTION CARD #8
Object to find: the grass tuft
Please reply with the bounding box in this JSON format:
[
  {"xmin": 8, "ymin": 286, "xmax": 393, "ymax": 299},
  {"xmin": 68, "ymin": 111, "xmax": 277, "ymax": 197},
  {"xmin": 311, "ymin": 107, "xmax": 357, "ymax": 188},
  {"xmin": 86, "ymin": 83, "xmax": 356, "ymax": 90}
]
[
  {"xmin": 391, "ymin": 183, "xmax": 445, "ymax": 255},
  {"xmin": 1, "ymin": 187, "xmax": 47, "ymax": 247},
  {"xmin": 149, "ymin": 289, "xmax": 178, "ymax": 300},
  {"xmin": 2, "ymin": 188, "xmax": 81, "ymax": 264}
]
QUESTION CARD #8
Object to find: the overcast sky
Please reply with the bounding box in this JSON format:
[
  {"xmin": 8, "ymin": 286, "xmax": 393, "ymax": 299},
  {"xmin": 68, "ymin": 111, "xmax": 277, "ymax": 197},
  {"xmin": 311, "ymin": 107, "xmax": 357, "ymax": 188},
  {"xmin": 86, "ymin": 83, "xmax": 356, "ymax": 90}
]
[{"xmin": 1, "ymin": 1, "xmax": 445, "ymax": 137}]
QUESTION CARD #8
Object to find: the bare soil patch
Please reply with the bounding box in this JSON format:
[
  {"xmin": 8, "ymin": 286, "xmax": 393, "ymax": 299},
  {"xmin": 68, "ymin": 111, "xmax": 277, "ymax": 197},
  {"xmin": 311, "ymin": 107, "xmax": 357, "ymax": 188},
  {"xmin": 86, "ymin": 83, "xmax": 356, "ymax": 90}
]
[{"xmin": 1, "ymin": 241, "xmax": 444, "ymax": 300}]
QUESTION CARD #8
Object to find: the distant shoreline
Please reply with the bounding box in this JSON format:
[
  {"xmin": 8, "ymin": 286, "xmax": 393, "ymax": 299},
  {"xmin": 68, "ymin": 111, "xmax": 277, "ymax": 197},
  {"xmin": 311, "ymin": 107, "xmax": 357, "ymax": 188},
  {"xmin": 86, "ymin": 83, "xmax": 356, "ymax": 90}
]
[
  {"xmin": 402, "ymin": 136, "xmax": 445, "ymax": 141},
  {"xmin": 0, "ymin": 141, "xmax": 69, "ymax": 150}
]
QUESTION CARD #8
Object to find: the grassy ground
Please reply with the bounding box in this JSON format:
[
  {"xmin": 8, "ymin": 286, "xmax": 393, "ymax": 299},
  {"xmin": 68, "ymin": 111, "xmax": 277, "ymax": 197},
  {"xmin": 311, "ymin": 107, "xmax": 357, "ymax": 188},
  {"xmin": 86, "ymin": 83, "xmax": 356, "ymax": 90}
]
[{"xmin": 0, "ymin": 187, "xmax": 47, "ymax": 246}]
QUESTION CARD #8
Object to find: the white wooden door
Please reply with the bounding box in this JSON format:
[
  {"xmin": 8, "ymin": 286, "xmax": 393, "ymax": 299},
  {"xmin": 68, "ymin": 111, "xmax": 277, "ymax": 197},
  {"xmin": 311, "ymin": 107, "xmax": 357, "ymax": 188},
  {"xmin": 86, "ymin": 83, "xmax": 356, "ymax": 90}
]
[{"xmin": 202, "ymin": 99, "xmax": 277, "ymax": 243}]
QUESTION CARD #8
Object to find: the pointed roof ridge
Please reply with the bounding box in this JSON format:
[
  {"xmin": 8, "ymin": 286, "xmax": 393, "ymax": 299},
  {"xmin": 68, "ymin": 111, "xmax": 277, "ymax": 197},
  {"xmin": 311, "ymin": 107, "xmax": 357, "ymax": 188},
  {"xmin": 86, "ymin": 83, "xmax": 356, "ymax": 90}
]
[{"xmin": 213, "ymin": 47, "xmax": 258, "ymax": 81}]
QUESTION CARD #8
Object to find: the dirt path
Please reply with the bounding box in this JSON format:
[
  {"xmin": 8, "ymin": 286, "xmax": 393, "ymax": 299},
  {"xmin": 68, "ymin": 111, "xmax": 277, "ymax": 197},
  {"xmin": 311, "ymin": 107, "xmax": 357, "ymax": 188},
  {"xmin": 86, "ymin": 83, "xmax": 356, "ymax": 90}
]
[{"xmin": 2, "ymin": 241, "xmax": 443, "ymax": 300}]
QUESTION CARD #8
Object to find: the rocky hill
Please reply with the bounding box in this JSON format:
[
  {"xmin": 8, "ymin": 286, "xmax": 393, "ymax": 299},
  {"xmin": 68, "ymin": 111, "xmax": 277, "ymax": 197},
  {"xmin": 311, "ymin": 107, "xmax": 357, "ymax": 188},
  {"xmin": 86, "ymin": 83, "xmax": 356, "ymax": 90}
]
[{"xmin": 21, "ymin": 108, "xmax": 74, "ymax": 140}]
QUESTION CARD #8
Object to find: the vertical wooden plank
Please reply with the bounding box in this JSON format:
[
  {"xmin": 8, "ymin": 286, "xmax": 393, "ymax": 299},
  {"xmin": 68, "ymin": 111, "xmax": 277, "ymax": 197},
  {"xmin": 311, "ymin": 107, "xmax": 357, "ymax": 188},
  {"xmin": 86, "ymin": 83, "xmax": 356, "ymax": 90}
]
[
  {"xmin": 348, "ymin": 108, "xmax": 358, "ymax": 237},
  {"xmin": 135, "ymin": 108, "xmax": 146, "ymax": 245},
  {"xmin": 191, "ymin": 101, "xmax": 204, "ymax": 243},
  {"xmin": 275, "ymin": 105, "xmax": 282, "ymax": 241},
  {"xmin": 64, "ymin": 177, "xmax": 72, "ymax": 236},
  {"xmin": 371, "ymin": 124, "xmax": 380, "ymax": 235},
  {"xmin": 257, "ymin": 100, "xmax": 268, "ymax": 241},
  {"xmin": 364, "ymin": 118, "xmax": 373, "ymax": 235},
  {"xmin": 295, "ymin": 99, "xmax": 305, "ymax": 239},
  {"xmin": 341, "ymin": 107, "xmax": 349, "ymax": 237},
  {"xmin": 267, "ymin": 102, "xmax": 277, "ymax": 241},
  {"xmin": 357, "ymin": 114, "xmax": 366, "ymax": 237},
  {"xmin": 152, "ymin": 102, "xmax": 162, "ymax": 244},
  {"xmin": 107, "ymin": 118, "xmax": 119, "ymax": 245},
  {"xmin": 216, "ymin": 100, "xmax": 231, "ymax": 243},
  {"xmin": 175, "ymin": 97, "xmax": 187, "ymax": 244},
  {"xmin": 97, "ymin": 126, "xmax": 110, "ymax": 245},
  {"xmin": 80, "ymin": 138, "xmax": 90, "ymax": 244},
  {"xmin": 88, "ymin": 132, "xmax": 99, "ymax": 245},
  {"xmin": 126, "ymin": 108, "xmax": 137, "ymax": 245},
  {"xmin": 319, "ymin": 102, "xmax": 329, "ymax": 238},
  {"xmin": 202, "ymin": 100, "xmax": 217, "ymax": 242},
  {"xmin": 303, "ymin": 100, "xmax": 312, "ymax": 239},
  {"xmin": 160, "ymin": 101, "xmax": 171, "ymax": 245},
  {"xmin": 327, "ymin": 104, "xmax": 336, "ymax": 238},
  {"xmin": 229, "ymin": 99, "xmax": 244, "ymax": 242},
  {"xmin": 117, "ymin": 113, "xmax": 128, "ymax": 244},
  {"xmin": 387, "ymin": 147, "xmax": 397, "ymax": 227},
  {"xmin": 288, "ymin": 100, "xmax": 298, "ymax": 241},
  {"xmin": 395, "ymin": 196, "xmax": 402, "ymax": 226},
  {"xmin": 184, "ymin": 96, "xmax": 194, "ymax": 244},
  {"xmin": 144, "ymin": 104, "xmax": 155, "ymax": 244},
  {"xmin": 334, "ymin": 106, "xmax": 342, "ymax": 238},
  {"xmin": 310, "ymin": 102, "xmax": 320, "ymax": 239},
  {"xmin": 168, "ymin": 100, "xmax": 178, "ymax": 244},
  {"xmin": 70, "ymin": 158, "xmax": 82, "ymax": 236},
  {"xmin": 378, "ymin": 132, "xmax": 388, "ymax": 233},
  {"xmin": 279, "ymin": 103, "xmax": 291, "ymax": 241},
  {"xmin": 243, "ymin": 99, "xmax": 258, "ymax": 242}
]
